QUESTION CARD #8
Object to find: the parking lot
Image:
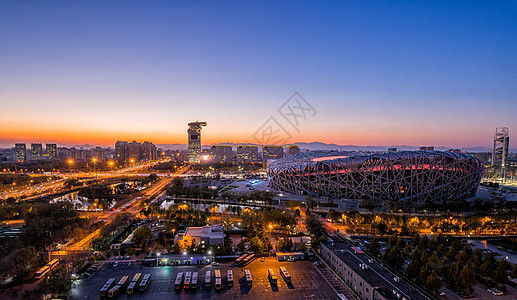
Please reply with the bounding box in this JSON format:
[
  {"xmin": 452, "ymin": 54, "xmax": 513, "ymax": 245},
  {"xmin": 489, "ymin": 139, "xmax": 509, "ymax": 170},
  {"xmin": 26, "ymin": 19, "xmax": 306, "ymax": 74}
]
[{"xmin": 70, "ymin": 257, "xmax": 337, "ymax": 300}]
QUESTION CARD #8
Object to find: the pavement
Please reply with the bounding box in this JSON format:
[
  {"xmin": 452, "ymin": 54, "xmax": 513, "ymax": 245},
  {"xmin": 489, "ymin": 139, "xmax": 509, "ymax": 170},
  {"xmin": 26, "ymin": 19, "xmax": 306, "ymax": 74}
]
[{"xmin": 70, "ymin": 257, "xmax": 337, "ymax": 300}]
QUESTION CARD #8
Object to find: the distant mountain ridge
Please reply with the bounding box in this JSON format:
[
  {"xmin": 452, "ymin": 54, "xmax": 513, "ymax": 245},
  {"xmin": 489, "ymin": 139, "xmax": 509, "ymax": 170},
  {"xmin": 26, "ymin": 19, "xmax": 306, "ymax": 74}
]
[{"xmin": 52, "ymin": 142, "xmax": 513, "ymax": 153}]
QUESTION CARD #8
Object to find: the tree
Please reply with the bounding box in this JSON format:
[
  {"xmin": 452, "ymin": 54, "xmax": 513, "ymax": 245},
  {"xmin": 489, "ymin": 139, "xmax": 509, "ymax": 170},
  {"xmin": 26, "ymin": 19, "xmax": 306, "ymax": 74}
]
[
  {"xmin": 459, "ymin": 266, "xmax": 475, "ymax": 293},
  {"xmin": 426, "ymin": 271, "xmax": 442, "ymax": 295},
  {"xmin": 132, "ymin": 225, "xmax": 153, "ymax": 248},
  {"xmin": 39, "ymin": 267, "xmax": 74, "ymax": 298},
  {"xmin": 369, "ymin": 238, "xmax": 381, "ymax": 257},
  {"xmin": 480, "ymin": 254, "xmax": 496, "ymax": 280},
  {"xmin": 277, "ymin": 237, "xmax": 293, "ymax": 252},
  {"xmin": 494, "ymin": 258, "xmax": 511, "ymax": 287}
]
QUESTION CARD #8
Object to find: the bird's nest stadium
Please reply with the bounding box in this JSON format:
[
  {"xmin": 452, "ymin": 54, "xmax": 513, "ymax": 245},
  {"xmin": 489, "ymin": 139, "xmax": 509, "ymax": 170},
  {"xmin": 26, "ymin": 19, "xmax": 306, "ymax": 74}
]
[{"xmin": 267, "ymin": 150, "xmax": 483, "ymax": 203}]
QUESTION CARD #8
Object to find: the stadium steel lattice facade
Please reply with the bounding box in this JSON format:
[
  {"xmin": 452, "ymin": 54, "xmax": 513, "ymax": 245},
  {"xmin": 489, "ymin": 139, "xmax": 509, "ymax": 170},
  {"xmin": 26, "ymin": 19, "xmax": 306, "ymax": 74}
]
[{"xmin": 267, "ymin": 150, "xmax": 484, "ymax": 204}]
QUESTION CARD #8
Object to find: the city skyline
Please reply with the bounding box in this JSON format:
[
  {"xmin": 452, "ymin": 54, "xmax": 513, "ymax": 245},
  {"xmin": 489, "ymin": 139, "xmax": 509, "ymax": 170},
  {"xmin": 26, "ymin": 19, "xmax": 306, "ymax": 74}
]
[{"xmin": 1, "ymin": 1, "xmax": 516, "ymax": 148}]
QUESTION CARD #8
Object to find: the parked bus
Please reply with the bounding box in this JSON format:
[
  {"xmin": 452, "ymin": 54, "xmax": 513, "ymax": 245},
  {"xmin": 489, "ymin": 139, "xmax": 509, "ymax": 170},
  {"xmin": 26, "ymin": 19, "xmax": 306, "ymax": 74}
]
[
  {"xmin": 35, "ymin": 266, "xmax": 50, "ymax": 279},
  {"xmin": 138, "ymin": 274, "xmax": 151, "ymax": 292},
  {"xmin": 126, "ymin": 273, "xmax": 142, "ymax": 295},
  {"xmin": 99, "ymin": 278, "xmax": 116, "ymax": 298},
  {"xmin": 215, "ymin": 277, "xmax": 222, "ymax": 291},
  {"xmin": 242, "ymin": 254, "xmax": 255, "ymax": 266},
  {"xmin": 108, "ymin": 276, "xmax": 129, "ymax": 298},
  {"xmin": 227, "ymin": 270, "xmax": 233, "ymax": 287},
  {"xmin": 174, "ymin": 272, "xmax": 184, "ymax": 290},
  {"xmin": 279, "ymin": 267, "xmax": 291, "ymax": 283},
  {"xmin": 214, "ymin": 269, "xmax": 221, "ymax": 279},
  {"xmin": 205, "ymin": 271, "xmax": 211, "ymax": 288},
  {"xmin": 244, "ymin": 270, "xmax": 252, "ymax": 286},
  {"xmin": 235, "ymin": 254, "xmax": 248, "ymax": 266},
  {"xmin": 48, "ymin": 259, "xmax": 59, "ymax": 269},
  {"xmin": 268, "ymin": 269, "xmax": 277, "ymax": 285},
  {"xmin": 191, "ymin": 272, "xmax": 198, "ymax": 289},
  {"xmin": 184, "ymin": 272, "xmax": 192, "ymax": 289}
]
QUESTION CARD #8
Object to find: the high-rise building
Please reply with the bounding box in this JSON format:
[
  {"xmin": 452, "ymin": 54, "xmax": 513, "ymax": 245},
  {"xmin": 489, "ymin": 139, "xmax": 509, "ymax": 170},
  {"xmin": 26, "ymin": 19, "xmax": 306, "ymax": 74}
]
[
  {"xmin": 15, "ymin": 143, "xmax": 26, "ymax": 162},
  {"xmin": 211, "ymin": 145, "xmax": 233, "ymax": 162},
  {"xmin": 141, "ymin": 141, "xmax": 157, "ymax": 161},
  {"xmin": 128, "ymin": 141, "xmax": 141, "ymax": 162},
  {"xmin": 187, "ymin": 121, "xmax": 207, "ymax": 163},
  {"xmin": 31, "ymin": 143, "xmax": 43, "ymax": 158},
  {"xmin": 387, "ymin": 148, "xmax": 397, "ymax": 153},
  {"xmin": 286, "ymin": 145, "xmax": 300, "ymax": 157},
  {"xmin": 46, "ymin": 144, "xmax": 57, "ymax": 160},
  {"xmin": 115, "ymin": 141, "xmax": 129, "ymax": 162},
  {"xmin": 236, "ymin": 145, "xmax": 259, "ymax": 162},
  {"xmin": 492, "ymin": 127, "xmax": 509, "ymax": 168},
  {"xmin": 262, "ymin": 145, "xmax": 284, "ymax": 161}
]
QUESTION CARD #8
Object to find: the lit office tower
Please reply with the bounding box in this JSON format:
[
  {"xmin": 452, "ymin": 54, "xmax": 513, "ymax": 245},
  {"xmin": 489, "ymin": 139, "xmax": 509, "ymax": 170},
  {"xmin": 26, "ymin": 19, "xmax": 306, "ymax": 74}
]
[
  {"xmin": 31, "ymin": 143, "xmax": 43, "ymax": 158},
  {"xmin": 236, "ymin": 145, "xmax": 259, "ymax": 162},
  {"xmin": 141, "ymin": 141, "xmax": 157, "ymax": 161},
  {"xmin": 115, "ymin": 141, "xmax": 129, "ymax": 162},
  {"xmin": 286, "ymin": 145, "xmax": 300, "ymax": 157},
  {"xmin": 419, "ymin": 146, "xmax": 435, "ymax": 151},
  {"xmin": 187, "ymin": 121, "xmax": 207, "ymax": 163},
  {"xmin": 492, "ymin": 127, "xmax": 509, "ymax": 168},
  {"xmin": 211, "ymin": 145, "xmax": 233, "ymax": 162},
  {"xmin": 128, "ymin": 141, "xmax": 141, "ymax": 162},
  {"xmin": 46, "ymin": 144, "xmax": 57, "ymax": 160},
  {"xmin": 262, "ymin": 145, "xmax": 284, "ymax": 161},
  {"xmin": 15, "ymin": 143, "xmax": 26, "ymax": 162}
]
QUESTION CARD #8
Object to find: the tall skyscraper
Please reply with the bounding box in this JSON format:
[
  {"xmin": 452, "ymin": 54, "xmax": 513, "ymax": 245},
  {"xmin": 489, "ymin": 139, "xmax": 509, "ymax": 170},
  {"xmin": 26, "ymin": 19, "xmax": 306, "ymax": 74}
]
[
  {"xmin": 115, "ymin": 141, "xmax": 129, "ymax": 162},
  {"xmin": 492, "ymin": 127, "xmax": 509, "ymax": 168},
  {"xmin": 187, "ymin": 121, "xmax": 207, "ymax": 163},
  {"xmin": 286, "ymin": 145, "xmax": 300, "ymax": 157},
  {"xmin": 262, "ymin": 145, "xmax": 284, "ymax": 161},
  {"xmin": 211, "ymin": 145, "xmax": 233, "ymax": 162},
  {"xmin": 46, "ymin": 144, "xmax": 57, "ymax": 160},
  {"xmin": 15, "ymin": 143, "xmax": 26, "ymax": 162},
  {"xmin": 236, "ymin": 145, "xmax": 259, "ymax": 162},
  {"xmin": 141, "ymin": 141, "xmax": 157, "ymax": 161},
  {"xmin": 128, "ymin": 141, "xmax": 141, "ymax": 162},
  {"xmin": 31, "ymin": 143, "xmax": 43, "ymax": 158}
]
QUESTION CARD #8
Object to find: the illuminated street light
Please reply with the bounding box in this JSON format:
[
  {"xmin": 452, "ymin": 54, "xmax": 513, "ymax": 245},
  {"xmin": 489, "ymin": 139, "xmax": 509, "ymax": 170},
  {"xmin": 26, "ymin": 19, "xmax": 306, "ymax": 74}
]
[
  {"xmin": 67, "ymin": 159, "xmax": 74, "ymax": 173},
  {"xmin": 108, "ymin": 161, "xmax": 114, "ymax": 172},
  {"xmin": 92, "ymin": 157, "xmax": 98, "ymax": 176}
]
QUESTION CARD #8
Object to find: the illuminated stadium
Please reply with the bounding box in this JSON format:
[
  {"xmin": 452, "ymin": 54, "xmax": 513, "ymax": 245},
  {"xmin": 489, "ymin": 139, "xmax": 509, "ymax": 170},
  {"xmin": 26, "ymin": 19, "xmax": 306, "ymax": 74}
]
[{"xmin": 267, "ymin": 150, "xmax": 483, "ymax": 203}]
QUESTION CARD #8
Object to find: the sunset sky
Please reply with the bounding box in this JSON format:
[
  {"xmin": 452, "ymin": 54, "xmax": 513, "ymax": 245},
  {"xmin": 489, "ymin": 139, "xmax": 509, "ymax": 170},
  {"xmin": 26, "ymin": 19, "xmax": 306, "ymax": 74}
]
[{"xmin": 1, "ymin": 1, "xmax": 516, "ymax": 149}]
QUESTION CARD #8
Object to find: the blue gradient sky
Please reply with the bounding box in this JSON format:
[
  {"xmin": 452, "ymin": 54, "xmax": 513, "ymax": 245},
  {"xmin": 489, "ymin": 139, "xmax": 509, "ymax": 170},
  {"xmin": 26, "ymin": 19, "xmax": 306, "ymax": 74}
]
[{"xmin": 1, "ymin": 1, "xmax": 516, "ymax": 148}]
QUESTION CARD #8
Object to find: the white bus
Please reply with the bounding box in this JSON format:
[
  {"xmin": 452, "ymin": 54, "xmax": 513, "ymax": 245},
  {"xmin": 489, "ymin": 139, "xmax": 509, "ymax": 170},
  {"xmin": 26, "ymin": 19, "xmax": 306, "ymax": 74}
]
[
  {"xmin": 184, "ymin": 272, "xmax": 192, "ymax": 289},
  {"xmin": 174, "ymin": 272, "xmax": 184, "ymax": 290},
  {"xmin": 215, "ymin": 277, "xmax": 222, "ymax": 291},
  {"xmin": 227, "ymin": 270, "xmax": 233, "ymax": 287},
  {"xmin": 138, "ymin": 274, "xmax": 151, "ymax": 292},
  {"xmin": 205, "ymin": 271, "xmax": 211, "ymax": 288},
  {"xmin": 244, "ymin": 269, "xmax": 252, "ymax": 286},
  {"xmin": 126, "ymin": 273, "xmax": 142, "ymax": 295},
  {"xmin": 191, "ymin": 272, "xmax": 198, "ymax": 289},
  {"xmin": 214, "ymin": 269, "xmax": 221, "ymax": 279},
  {"xmin": 99, "ymin": 278, "xmax": 116, "ymax": 298},
  {"xmin": 35, "ymin": 266, "xmax": 50, "ymax": 279},
  {"xmin": 268, "ymin": 269, "xmax": 277, "ymax": 285},
  {"xmin": 108, "ymin": 276, "xmax": 129, "ymax": 298},
  {"xmin": 279, "ymin": 266, "xmax": 291, "ymax": 283}
]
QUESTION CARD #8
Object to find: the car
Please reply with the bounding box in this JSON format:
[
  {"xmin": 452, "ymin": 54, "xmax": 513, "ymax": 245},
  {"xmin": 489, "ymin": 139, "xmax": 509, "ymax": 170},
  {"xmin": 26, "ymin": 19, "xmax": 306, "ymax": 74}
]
[
  {"xmin": 439, "ymin": 291, "xmax": 445, "ymax": 296},
  {"xmin": 314, "ymin": 261, "xmax": 322, "ymax": 267},
  {"xmin": 492, "ymin": 290, "xmax": 503, "ymax": 296},
  {"xmin": 261, "ymin": 257, "xmax": 265, "ymax": 262},
  {"xmin": 211, "ymin": 262, "xmax": 219, "ymax": 266},
  {"xmin": 112, "ymin": 261, "xmax": 119, "ymax": 267},
  {"xmin": 125, "ymin": 256, "xmax": 131, "ymax": 260},
  {"xmin": 486, "ymin": 288, "xmax": 494, "ymax": 293},
  {"xmin": 128, "ymin": 262, "xmax": 133, "ymax": 268}
]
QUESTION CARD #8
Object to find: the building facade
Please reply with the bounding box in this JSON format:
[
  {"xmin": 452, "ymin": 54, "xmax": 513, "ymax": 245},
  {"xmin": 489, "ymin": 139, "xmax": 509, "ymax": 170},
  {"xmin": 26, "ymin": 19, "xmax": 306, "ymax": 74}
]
[
  {"xmin": 174, "ymin": 225, "xmax": 224, "ymax": 250},
  {"xmin": 46, "ymin": 144, "xmax": 57, "ymax": 160},
  {"xmin": 15, "ymin": 143, "xmax": 26, "ymax": 162},
  {"xmin": 30, "ymin": 143, "xmax": 43, "ymax": 159},
  {"xmin": 211, "ymin": 145, "xmax": 234, "ymax": 162},
  {"xmin": 236, "ymin": 145, "xmax": 259, "ymax": 162},
  {"xmin": 286, "ymin": 145, "xmax": 300, "ymax": 157},
  {"xmin": 262, "ymin": 145, "xmax": 284, "ymax": 161},
  {"xmin": 187, "ymin": 121, "xmax": 207, "ymax": 163}
]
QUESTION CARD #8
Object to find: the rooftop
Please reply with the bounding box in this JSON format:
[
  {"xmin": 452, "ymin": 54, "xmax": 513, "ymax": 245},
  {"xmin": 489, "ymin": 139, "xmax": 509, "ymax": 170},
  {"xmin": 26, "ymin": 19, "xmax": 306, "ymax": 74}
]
[{"xmin": 323, "ymin": 242, "xmax": 423, "ymax": 300}]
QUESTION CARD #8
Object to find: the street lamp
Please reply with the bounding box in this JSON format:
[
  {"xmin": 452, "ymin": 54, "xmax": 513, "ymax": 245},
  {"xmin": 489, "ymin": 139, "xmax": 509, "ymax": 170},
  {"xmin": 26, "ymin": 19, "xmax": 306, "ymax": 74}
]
[
  {"xmin": 67, "ymin": 159, "xmax": 74, "ymax": 173},
  {"xmin": 92, "ymin": 157, "xmax": 97, "ymax": 177},
  {"xmin": 108, "ymin": 161, "xmax": 114, "ymax": 173}
]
